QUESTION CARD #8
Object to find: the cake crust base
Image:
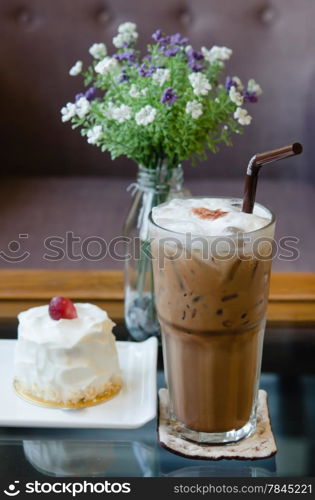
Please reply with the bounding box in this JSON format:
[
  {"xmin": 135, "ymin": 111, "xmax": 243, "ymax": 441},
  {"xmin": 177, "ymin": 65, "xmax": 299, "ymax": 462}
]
[{"xmin": 13, "ymin": 379, "xmax": 122, "ymax": 409}]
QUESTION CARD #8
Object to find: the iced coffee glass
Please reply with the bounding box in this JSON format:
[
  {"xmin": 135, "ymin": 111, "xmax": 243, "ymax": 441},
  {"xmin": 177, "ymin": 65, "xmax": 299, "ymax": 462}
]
[{"xmin": 149, "ymin": 197, "xmax": 275, "ymax": 444}]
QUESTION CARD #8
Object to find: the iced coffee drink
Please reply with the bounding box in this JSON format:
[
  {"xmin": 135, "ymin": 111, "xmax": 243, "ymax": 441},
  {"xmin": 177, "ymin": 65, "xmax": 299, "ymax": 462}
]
[{"xmin": 150, "ymin": 197, "xmax": 275, "ymax": 443}]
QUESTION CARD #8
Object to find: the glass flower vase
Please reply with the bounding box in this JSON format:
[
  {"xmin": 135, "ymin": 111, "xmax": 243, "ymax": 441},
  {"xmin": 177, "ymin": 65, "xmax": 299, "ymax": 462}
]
[{"xmin": 123, "ymin": 164, "xmax": 189, "ymax": 341}]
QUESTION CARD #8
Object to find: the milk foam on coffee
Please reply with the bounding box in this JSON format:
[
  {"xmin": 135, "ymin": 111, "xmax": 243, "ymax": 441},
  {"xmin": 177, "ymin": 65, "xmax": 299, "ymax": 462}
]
[{"xmin": 152, "ymin": 198, "xmax": 271, "ymax": 236}]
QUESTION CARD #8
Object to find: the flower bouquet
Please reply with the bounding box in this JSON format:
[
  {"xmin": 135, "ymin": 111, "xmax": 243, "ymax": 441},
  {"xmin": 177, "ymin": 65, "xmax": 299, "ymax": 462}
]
[{"xmin": 61, "ymin": 22, "xmax": 262, "ymax": 340}]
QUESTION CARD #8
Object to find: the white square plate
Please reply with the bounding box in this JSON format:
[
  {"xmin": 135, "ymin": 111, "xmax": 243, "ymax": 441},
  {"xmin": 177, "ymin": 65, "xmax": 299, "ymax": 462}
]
[{"xmin": 0, "ymin": 337, "xmax": 157, "ymax": 429}]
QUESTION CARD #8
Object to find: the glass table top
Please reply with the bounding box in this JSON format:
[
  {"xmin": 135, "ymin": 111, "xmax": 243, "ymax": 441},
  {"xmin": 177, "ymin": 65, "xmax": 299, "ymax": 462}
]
[{"xmin": 1, "ymin": 323, "xmax": 314, "ymax": 478}]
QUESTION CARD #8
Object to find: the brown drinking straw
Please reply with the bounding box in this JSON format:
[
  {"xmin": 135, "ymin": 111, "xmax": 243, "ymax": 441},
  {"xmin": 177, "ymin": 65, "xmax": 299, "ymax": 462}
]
[{"xmin": 242, "ymin": 143, "xmax": 303, "ymax": 214}]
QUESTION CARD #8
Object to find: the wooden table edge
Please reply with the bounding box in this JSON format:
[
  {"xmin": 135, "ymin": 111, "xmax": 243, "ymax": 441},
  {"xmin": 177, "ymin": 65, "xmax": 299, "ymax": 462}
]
[{"xmin": 0, "ymin": 270, "xmax": 314, "ymax": 326}]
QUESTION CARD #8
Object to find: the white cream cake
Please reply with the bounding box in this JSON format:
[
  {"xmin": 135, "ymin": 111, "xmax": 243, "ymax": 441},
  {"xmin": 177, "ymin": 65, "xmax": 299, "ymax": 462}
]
[{"xmin": 14, "ymin": 302, "xmax": 122, "ymax": 408}]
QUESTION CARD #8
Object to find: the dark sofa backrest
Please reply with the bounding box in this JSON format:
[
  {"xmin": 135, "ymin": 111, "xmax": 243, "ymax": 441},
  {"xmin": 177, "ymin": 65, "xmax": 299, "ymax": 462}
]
[{"xmin": 0, "ymin": 0, "xmax": 313, "ymax": 179}]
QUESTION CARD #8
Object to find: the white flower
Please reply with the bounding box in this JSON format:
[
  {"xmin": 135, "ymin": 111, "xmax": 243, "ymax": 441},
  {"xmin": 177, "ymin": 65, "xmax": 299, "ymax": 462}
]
[
  {"xmin": 234, "ymin": 107, "xmax": 252, "ymax": 126},
  {"xmin": 185, "ymin": 45, "xmax": 193, "ymax": 54},
  {"xmin": 61, "ymin": 102, "xmax": 76, "ymax": 122},
  {"xmin": 69, "ymin": 60, "xmax": 82, "ymax": 76},
  {"xmin": 113, "ymin": 32, "xmax": 138, "ymax": 48},
  {"xmin": 95, "ymin": 57, "xmax": 118, "ymax": 76},
  {"xmin": 135, "ymin": 105, "xmax": 157, "ymax": 126},
  {"xmin": 232, "ymin": 76, "xmax": 244, "ymax": 91},
  {"xmin": 75, "ymin": 97, "xmax": 90, "ymax": 118},
  {"xmin": 89, "ymin": 43, "xmax": 107, "ymax": 59},
  {"xmin": 201, "ymin": 45, "xmax": 232, "ymax": 64},
  {"xmin": 87, "ymin": 125, "xmax": 102, "ymax": 144},
  {"xmin": 141, "ymin": 87, "xmax": 148, "ymax": 96},
  {"xmin": 185, "ymin": 100, "xmax": 203, "ymax": 119},
  {"xmin": 247, "ymin": 78, "xmax": 262, "ymax": 96},
  {"xmin": 111, "ymin": 104, "xmax": 132, "ymax": 123},
  {"xmin": 113, "ymin": 22, "xmax": 138, "ymax": 48},
  {"xmin": 118, "ymin": 22, "xmax": 137, "ymax": 34},
  {"xmin": 113, "ymin": 34, "xmax": 127, "ymax": 48},
  {"xmin": 106, "ymin": 102, "xmax": 115, "ymax": 119},
  {"xmin": 152, "ymin": 68, "xmax": 170, "ymax": 86},
  {"xmin": 229, "ymin": 86, "xmax": 244, "ymax": 106},
  {"xmin": 129, "ymin": 84, "xmax": 141, "ymax": 98},
  {"xmin": 188, "ymin": 73, "xmax": 212, "ymax": 96}
]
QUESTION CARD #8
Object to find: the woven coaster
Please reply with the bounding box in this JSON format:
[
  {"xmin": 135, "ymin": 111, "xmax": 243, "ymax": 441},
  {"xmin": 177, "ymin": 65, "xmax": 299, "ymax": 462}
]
[{"xmin": 158, "ymin": 388, "xmax": 277, "ymax": 460}]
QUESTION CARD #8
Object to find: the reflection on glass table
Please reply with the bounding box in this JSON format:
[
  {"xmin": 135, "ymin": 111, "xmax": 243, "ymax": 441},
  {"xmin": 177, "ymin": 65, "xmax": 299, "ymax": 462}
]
[
  {"xmin": 23, "ymin": 440, "xmax": 157, "ymax": 477},
  {"xmin": 0, "ymin": 324, "xmax": 314, "ymax": 478}
]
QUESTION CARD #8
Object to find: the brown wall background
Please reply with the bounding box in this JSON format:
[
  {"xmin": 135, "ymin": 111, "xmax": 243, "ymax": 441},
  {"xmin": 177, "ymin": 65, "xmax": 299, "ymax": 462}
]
[{"xmin": 0, "ymin": 0, "xmax": 313, "ymax": 180}]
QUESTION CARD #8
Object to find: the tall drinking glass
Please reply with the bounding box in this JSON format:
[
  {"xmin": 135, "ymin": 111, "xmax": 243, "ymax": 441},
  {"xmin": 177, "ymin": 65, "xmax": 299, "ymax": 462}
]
[{"xmin": 149, "ymin": 197, "xmax": 275, "ymax": 444}]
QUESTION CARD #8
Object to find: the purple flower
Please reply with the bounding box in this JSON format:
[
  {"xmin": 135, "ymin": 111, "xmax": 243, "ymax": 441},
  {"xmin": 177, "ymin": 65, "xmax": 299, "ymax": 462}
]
[
  {"xmin": 114, "ymin": 51, "xmax": 136, "ymax": 64},
  {"xmin": 85, "ymin": 87, "xmax": 97, "ymax": 101},
  {"xmin": 189, "ymin": 61, "xmax": 204, "ymax": 72},
  {"xmin": 186, "ymin": 49, "xmax": 205, "ymax": 72},
  {"xmin": 225, "ymin": 77, "xmax": 260, "ymax": 103},
  {"xmin": 243, "ymin": 91, "xmax": 258, "ymax": 103},
  {"xmin": 75, "ymin": 92, "xmax": 85, "ymax": 102},
  {"xmin": 76, "ymin": 88, "xmax": 97, "ymax": 102},
  {"xmin": 152, "ymin": 30, "xmax": 171, "ymax": 46},
  {"xmin": 164, "ymin": 46, "xmax": 181, "ymax": 57},
  {"xmin": 153, "ymin": 30, "xmax": 189, "ymax": 59},
  {"xmin": 170, "ymin": 33, "xmax": 189, "ymax": 46},
  {"xmin": 121, "ymin": 41, "xmax": 132, "ymax": 49},
  {"xmin": 161, "ymin": 87, "xmax": 178, "ymax": 106},
  {"xmin": 138, "ymin": 63, "xmax": 156, "ymax": 77},
  {"xmin": 118, "ymin": 69, "xmax": 130, "ymax": 82},
  {"xmin": 225, "ymin": 76, "xmax": 239, "ymax": 91},
  {"xmin": 152, "ymin": 29, "xmax": 163, "ymax": 42},
  {"xmin": 187, "ymin": 49, "xmax": 204, "ymax": 61}
]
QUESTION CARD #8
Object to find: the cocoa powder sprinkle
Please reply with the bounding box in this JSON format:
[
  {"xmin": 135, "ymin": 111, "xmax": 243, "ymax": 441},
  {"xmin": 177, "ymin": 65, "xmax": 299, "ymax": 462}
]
[{"xmin": 191, "ymin": 207, "xmax": 228, "ymax": 220}]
